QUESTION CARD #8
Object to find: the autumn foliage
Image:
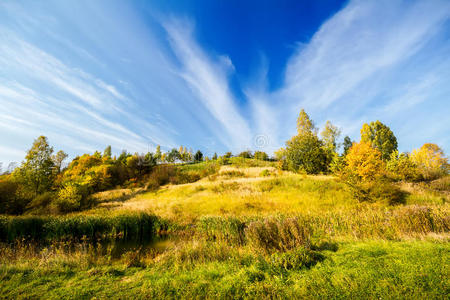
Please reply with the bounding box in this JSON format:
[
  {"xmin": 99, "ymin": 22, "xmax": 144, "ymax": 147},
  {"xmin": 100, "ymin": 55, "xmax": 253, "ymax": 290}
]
[{"xmin": 345, "ymin": 141, "xmax": 385, "ymax": 181}]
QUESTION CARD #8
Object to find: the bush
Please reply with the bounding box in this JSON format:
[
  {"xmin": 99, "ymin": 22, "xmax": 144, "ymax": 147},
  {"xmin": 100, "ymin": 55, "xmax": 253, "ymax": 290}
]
[
  {"xmin": 146, "ymin": 165, "xmax": 176, "ymax": 190},
  {"xmin": 26, "ymin": 192, "xmax": 55, "ymax": 214},
  {"xmin": 386, "ymin": 151, "xmax": 421, "ymax": 182},
  {"xmin": 428, "ymin": 175, "xmax": 450, "ymax": 192},
  {"xmin": 245, "ymin": 217, "xmax": 311, "ymax": 254},
  {"xmin": 0, "ymin": 179, "xmax": 30, "ymax": 215},
  {"xmin": 260, "ymin": 169, "xmax": 272, "ymax": 177},
  {"xmin": 346, "ymin": 180, "xmax": 406, "ymax": 205},
  {"xmin": 269, "ymin": 248, "xmax": 325, "ymax": 272},
  {"xmin": 220, "ymin": 170, "xmax": 246, "ymax": 178},
  {"xmin": 54, "ymin": 185, "xmax": 88, "ymax": 213}
]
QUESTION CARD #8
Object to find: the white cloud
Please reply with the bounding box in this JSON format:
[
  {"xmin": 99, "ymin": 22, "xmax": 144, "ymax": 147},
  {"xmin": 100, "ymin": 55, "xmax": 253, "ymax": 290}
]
[{"xmin": 163, "ymin": 18, "xmax": 253, "ymax": 150}]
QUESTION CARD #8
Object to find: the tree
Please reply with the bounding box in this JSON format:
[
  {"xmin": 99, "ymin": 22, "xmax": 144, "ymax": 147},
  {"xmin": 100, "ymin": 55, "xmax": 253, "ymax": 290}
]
[
  {"xmin": 238, "ymin": 151, "xmax": 253, "ymax": 159},
  {"xmin": 212, "ymin": 152, "xmax": 218, "ymax": 160},
  {"xmin": 155, "ymin": 145, "xmax": 162, "ymax": 163},
  {"xmin": 254, "ymin": 151, "xmax": 268, "ymax": 161},
  {"xmin": 345, "ymin": 141, "xmax": 385, "ymax": 181},
  {"xmin": 411, "ymin": 143, "xmax": 449, "ymax": 180},
  {"xmin": 52, "ymin": 150, "xmax": 68, "ymax": 173},
  {"xmin": 280, "ymin": 109, "xmax": 327, "ymax": 174},
  {"xmin": 284, "ymin": 134, "xmax": 327, "ymax": 174},
  {"xmin": 194, "ymin": 150, "xmax": 203, "ymax": 162},
  {"xmin": 166, "ymin": 148, "xmax": 180, "ymax": 163},
  {"xmin": 360, "ymin": 121, "xmax": 398, "ymax": 160},
  {"xmin": 386, "ymin": 151, "xmax": 420, "ymax": 181},
  {"xmin": 297, "ymin": 109, "xmax": 316, "ymax": 135},
  {"xmin": 342, "ymin": 136, "xmax": 353, "ymax": 156},
  {"xmin": 321, "ymin": 121, "xmax": 341, "ymax": 153},
  {"xmin": 13, "ymin": 136, "xmax": 55, "ymax": 196},
  {"xmin": 321, "ymin": 121, "xmax": 341, "ymax": 172},
  {"xmin": 103, "ymin": 145, "xmax": 112, "ymax": 159}
]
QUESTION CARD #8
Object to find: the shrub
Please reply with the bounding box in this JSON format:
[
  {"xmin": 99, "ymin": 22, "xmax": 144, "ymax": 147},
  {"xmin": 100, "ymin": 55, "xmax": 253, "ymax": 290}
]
[
  {"xmin": 345, "ymin": 179, "xmax": 406, "ymax": 205},
  {"xmin": 260, "ymin": 169, "xmax": 271, "ymax": 177},
  {"xmin": 220, "ymin": 170, "xmax": 246, "ymax": 178},
  {"xmin": 146, "ymin": 165, "xmax": 176, "ymax": 190},
  {"xmin": 26, "ymin": 192, "xmax": 55, "ymax": 214},
  {"xmin": 0, "ymin": 179, "xmax": 25, "ymax": 215},
  {"xmin": 428, "ymin": 175, "xmax": 450, "ymax": 192},
  {"xmin": 245, "ymin": 217, "xmax": 311, "ymax": 254},
  {"xmin": 386, "ymin": 151, "xmax": 421, "ymax": 182},
  {"xmin": 54, "ymin": 185, "xmax": 87, "ymax": 213},
  {"xmin": 269, "ymin": 248, "xmax": 325, "ymax": 272}
]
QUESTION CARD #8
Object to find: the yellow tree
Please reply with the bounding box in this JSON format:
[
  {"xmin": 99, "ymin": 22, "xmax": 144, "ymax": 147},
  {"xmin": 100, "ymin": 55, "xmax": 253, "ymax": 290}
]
[
  {"xmin": 345, "ymin": 141, "xmax": 385, "ymax": 181},
  {"xmin": 411, "ymin": 143, "xmax": 449, "ymax": 180}
]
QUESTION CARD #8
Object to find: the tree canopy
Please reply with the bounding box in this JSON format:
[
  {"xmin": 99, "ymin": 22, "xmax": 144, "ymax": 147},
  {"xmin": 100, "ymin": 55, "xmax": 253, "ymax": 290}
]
[{"xmin": 360, "ymin": 121, "xmax": 398, "ymax": 160}]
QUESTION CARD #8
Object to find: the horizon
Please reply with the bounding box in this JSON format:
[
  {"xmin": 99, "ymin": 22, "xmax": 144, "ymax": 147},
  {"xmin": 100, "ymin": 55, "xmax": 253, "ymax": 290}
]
[{"xmin": 1, "ymin": 0, "xmax": 450, "ymax": 165}]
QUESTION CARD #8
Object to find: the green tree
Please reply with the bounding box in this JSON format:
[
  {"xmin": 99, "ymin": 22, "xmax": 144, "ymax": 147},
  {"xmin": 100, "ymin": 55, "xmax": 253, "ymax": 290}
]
[
  {"xmin": 285, "ymin": 134, "xmax": 327, "ymax": 174},
  {"xmin": 224, "ymin": 152, "xmax": 232, "ymax": 158},
  {"xmin": 281, "ymin": 109, "xmax": 327, "ymax": 174},
  {"xmin": 386, "ymin": 151, "xmax": 420, "ymax": 181},
  {"xmin": 13, "ymin": 136, "xmax": 55, "ymax": 196},
  {"xmin": 321, "ymin": 121, "xmax": 341, "ymax": 172},
  {"xmin": 194, "ymin": 150, "xmax": 203, "ymax": 162},
  {"xmin": 166, "ymin": 148, "xmax": 181, "ymax": 163},
  {"xmin": 254, "ymin": 151, "xmax": 269, "ymax": 161},
  {"xmin": 342, "ymin": 136, "xmax": 353, "ymax": 156},
  {"xmin": 103, "ymin": 145, "xmax": 112, "ymax": 158},
  {"xmin": 360, "ymin": 121, "xmax": 398, "ymax": 160},
  {"xmin": 321, "ymin": 121, "xmax": 341, "ymax": 153},
  {"xmin": 155, "ymin": 145, "xmax": 162, "ymax": 163},
  {"xmin": 238, "ymin": 150, "xmax": 253, "ymax": 159},
  {"xmin": 212, "ymin": 152, "xmax": 218, "ymax": 160}
]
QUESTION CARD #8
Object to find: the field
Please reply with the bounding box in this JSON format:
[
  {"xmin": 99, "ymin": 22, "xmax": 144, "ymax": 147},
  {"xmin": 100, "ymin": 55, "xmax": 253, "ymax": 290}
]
[{"xmin": 1, "ymin": 164, "xmax": 449, "ymax": 299}]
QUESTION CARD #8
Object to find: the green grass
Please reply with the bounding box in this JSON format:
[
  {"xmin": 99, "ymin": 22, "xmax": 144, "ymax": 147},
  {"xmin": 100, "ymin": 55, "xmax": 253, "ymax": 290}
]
[{"xmin": 0, "ymin": 240, "xmax": 447, "ymax": 299}]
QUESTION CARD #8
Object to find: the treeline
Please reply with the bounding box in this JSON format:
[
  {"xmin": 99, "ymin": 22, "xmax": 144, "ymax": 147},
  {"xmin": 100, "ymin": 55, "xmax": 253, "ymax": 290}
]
[
  {"xmin": 0, "ymin": 109, "xmax": 448, "ymax": 215},
  {"xmin": 0, "ymin": 137, "xmax": 271, "ymax": 215},
  {"xmin": 276, "ymin": 109, "xmax": 449, "ymax": 203}
]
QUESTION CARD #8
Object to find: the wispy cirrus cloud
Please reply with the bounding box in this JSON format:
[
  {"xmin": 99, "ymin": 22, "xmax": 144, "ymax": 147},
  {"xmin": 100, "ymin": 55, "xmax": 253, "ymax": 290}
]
[
  {"xmin": 247, "ymin": 0, "xmax": 450, "ymax": 152},
  {"xmin": 0, "ymin": 0, "xmax": 449, "ymax": 165},
  {"xmin": 163, "ymin": 18, "xmax": 253, "ymax": 150}
]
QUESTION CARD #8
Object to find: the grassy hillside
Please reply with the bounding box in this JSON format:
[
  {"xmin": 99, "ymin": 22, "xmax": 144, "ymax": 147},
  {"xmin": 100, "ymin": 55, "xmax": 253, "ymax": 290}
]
[{"xmin": 1, "ymin": 166, "xmax": 449, "ymax": 299}]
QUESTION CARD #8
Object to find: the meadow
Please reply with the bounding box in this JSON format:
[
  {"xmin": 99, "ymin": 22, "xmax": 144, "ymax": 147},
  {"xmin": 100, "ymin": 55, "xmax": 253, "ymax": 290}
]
[{"xmin": 1, "ymin": 162, "xmax": 449, "ymax": 299}]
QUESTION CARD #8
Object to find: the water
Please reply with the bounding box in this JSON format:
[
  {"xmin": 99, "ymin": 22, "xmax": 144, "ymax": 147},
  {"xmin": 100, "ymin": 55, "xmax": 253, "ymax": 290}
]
[{"xmin": 99, "ymin": 236, "xmax": 174, "ymax": 259}]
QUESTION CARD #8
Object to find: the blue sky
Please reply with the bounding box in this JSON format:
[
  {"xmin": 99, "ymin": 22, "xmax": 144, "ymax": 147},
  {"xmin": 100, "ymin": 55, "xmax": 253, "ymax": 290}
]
[{"xmin": 1, "ymin": 0, "xmax": 449, "ymax": 165}]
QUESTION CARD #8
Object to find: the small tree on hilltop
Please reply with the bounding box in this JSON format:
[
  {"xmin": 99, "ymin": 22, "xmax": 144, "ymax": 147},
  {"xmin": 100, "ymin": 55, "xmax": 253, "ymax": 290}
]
[
  {"xmin": 194, "ymin": 150, "xmax": 203, "ymax": 162},
  {"xmin": 280, "ymin": 109, "xmax": 327, "ymax": 174}
]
